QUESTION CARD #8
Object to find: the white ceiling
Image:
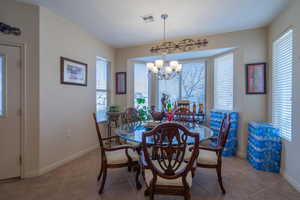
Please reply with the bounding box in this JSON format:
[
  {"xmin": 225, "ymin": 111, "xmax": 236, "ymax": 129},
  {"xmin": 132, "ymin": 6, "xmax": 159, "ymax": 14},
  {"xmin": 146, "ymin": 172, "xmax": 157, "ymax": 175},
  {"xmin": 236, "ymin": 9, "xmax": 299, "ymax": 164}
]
[
  {"xmin": 19, "ymin": 0, "xmax": 288, "ymax": 48},
  {"xmin": 132, "ymin": 47, "xmax": 236, "ymax": 62}
]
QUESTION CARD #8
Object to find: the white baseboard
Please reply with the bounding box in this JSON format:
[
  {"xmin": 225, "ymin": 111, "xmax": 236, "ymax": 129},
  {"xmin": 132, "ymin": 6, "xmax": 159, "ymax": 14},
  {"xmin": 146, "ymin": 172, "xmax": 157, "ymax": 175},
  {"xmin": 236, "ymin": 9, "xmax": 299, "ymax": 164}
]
[
  {"xmin": 23, "ymin": 170, "xmax": 39, "ymax": 178},
  {"xmin": 282, "ymin": 171, "xmax": 300, "ymax": 192},
  {"xmin": 39, "ymin": 144, "xmax": 99, "ymax": 175}
]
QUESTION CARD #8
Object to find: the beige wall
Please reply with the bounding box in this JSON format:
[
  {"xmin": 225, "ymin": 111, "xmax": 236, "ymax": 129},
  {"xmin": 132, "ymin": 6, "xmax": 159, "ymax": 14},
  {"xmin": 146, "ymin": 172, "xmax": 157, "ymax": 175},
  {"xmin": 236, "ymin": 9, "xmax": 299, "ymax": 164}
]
[
  {"xmin": 115, "ymin": 28, "xmax": 268, "ymax": 156},
  {"xmin": 0, "ymin": 0, "xmax": 39, "ymax": 177},
  {"xmin": 39, "ymin": 7, "xmax": 115, "ymax": 173},
  {"xmin": 268, "ymin": 0, "xmax": 300, "ymax": 191}
]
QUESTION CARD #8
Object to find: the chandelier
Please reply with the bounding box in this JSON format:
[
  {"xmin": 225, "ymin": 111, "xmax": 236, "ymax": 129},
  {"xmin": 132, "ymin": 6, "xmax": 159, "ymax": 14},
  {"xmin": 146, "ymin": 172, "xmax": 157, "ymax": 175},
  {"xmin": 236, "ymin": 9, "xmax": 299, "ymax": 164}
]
[{"xmin": 146, "ymin": 14, "xmax": 182, "ymax": 80}]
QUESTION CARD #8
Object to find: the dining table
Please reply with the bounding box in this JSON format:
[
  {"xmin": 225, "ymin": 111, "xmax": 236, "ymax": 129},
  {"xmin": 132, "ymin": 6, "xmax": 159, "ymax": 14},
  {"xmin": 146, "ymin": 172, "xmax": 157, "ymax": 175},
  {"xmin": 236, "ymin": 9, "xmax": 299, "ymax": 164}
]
[
  {"xmin": 115, "ymin": 121, "xmax": 215, "ymax": 189},
  {"xmin": 116, "ymin": 121, "xmax": 214, "ymax": 144}
]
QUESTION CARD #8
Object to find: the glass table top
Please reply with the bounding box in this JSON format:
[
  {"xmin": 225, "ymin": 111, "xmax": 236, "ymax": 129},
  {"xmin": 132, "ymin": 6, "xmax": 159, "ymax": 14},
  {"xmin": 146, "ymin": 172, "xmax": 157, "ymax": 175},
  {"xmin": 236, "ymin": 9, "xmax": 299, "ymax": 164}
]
[{"xmin": 116, "ymin": 121, "xmax": 214, "ymax": 145}]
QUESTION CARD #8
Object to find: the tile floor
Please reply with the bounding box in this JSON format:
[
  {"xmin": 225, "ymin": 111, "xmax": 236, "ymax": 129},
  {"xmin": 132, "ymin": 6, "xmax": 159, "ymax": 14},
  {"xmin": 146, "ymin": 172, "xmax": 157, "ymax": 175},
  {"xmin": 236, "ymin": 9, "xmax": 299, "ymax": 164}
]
[{"xmin": 0, "ymin": 149, "xmax": 299, "ymax": 200}]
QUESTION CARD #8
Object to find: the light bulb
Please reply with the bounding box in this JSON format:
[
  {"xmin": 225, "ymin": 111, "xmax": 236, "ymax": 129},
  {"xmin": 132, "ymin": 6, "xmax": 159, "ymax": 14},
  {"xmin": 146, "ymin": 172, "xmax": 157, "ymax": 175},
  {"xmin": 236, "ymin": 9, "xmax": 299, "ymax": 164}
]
[
  {"xmin": 170, "ymin": 60, "xmax": 178, "ymax": 69},
  {"xmin": 146, "ymin": 62, "xmax": 154, "ymax": 70},
  {"xmin": 165, "ymin": 66, "xmax": 172, "ymax": 73},
  {"xmin": 176, "ymin": 64, "xmax": 182, "ymax": 72},
  {"xmin": 155, "ymin": 59, "xmax": 164, "ymax": 68},
  {"xmin": 152, "ymin": 67, "xmax": 159, "ymax": 73}
]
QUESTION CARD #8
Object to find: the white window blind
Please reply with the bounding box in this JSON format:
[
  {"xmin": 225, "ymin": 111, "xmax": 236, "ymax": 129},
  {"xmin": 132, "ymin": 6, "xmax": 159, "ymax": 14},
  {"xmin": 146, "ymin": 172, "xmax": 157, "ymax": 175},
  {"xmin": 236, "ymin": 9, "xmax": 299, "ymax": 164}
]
[
  {"xmin": 214, "ymin": 53, "xmax": 234, "ymax": 110},
  {"xmin": 272, "ymin": 29, "xmax": 293, "ymax": 141},
  {"xmin": 96, "ymin": 58, "xmax": 110, "ymax": 112}
]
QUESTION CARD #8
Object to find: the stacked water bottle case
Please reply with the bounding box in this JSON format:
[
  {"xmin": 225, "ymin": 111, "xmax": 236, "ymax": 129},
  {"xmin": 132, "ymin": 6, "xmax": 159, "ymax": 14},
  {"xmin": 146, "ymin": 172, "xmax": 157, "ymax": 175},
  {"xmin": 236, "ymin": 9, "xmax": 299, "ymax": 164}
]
[
  {"xmin": 210, "ymin": 110, "xmax": 239, "ymax": 157},
  {"xmin": 247, "ymin": 122, "xmax": 281, "ymax": 173}
]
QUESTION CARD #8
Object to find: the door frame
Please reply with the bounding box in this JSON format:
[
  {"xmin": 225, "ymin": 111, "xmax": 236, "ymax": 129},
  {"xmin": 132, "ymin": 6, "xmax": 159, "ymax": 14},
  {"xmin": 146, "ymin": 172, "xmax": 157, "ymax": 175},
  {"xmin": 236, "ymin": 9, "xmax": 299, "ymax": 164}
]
[{"xmin": 0, "ymin": 40, "xmax": 26, "ymax": 179}]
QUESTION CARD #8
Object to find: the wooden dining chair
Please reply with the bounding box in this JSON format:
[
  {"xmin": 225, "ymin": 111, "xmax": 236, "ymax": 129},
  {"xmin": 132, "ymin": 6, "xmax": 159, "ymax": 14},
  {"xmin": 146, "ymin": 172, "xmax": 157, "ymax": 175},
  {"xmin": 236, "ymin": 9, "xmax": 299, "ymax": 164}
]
[
  {"xmin": 121, "ymin": 107, "xmax": 141, "ymax": 125},
  {"xmin": 120, "ymin": 107, "xmax": 142, "ymax": 147},
  {"xmin": 173, "ymin": 107, "xmax": 195, "ymax": 123},
  {"xmin": 141, "ymin": 122, "xmax": 200, "ymax": 200},
  {"xmin": 92, "ymin": 113, "xmax": 140, "ymax": 194},
  {"xmin": 185, "ymin": 115, "xmax": 231, "ymax": 194}
]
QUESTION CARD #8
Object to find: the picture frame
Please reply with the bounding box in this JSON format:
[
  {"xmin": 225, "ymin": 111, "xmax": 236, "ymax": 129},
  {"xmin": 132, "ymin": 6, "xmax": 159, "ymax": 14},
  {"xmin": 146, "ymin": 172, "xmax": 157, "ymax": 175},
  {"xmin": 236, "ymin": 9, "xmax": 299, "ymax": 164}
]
[
  {"xmin": 60, "ymin": 57, "xmax": 87, "ymax": 86},
  {"xmin": 116, "ymin": 72, "xmax": 126, "ymax": 94},
  {"xmin": 246, "ymin": 63, "xmax": 266, "ymax": 94}
]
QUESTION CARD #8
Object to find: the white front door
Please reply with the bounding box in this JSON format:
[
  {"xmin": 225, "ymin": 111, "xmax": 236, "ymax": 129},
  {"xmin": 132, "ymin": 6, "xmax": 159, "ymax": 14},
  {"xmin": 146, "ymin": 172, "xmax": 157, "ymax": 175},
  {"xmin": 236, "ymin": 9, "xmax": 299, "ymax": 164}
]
[{"xmin": 0, "ymin": 44, "xmax": 21, "ymax": 180}]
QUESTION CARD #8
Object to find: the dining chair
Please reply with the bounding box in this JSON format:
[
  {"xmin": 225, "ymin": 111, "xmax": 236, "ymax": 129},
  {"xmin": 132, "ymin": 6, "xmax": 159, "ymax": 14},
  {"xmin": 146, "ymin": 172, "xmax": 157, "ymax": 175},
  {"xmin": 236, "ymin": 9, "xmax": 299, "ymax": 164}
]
[
  {"xmin": 120, "ymin": 107, "xmax": 142, "ymax": 147},
  {"xmin": 92, "ymin": 113, "xmax": 140, "ymax": 194},
  {"xmin": 121, "ymin": 107, "xmax": 141, "ymax": 125},
  {"xmin": 141, "ymin": 122, "xmax": 200, "ymax": 200},
  {"xmin": 173, "ymin": 107, "xmax": 195, "ymax": 123},
  {"xmin": 185, "ymin": 115, "xmax": 231, "ymax": 194}
]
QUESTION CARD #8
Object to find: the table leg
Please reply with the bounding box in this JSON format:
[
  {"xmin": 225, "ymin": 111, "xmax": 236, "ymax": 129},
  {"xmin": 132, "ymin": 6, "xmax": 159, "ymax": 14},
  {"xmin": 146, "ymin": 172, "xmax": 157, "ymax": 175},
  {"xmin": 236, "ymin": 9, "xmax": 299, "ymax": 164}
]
[{"xmin": 135, "ymin": 164, "xmax": 142, "ymax": 190}]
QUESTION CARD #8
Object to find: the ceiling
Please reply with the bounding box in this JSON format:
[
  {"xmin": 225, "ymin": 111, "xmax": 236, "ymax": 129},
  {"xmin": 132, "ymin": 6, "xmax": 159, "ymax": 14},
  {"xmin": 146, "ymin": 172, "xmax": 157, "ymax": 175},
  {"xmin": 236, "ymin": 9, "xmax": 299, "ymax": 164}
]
[
  {"xmin": 132, "ymin": 47, "xmax": 236, "ymax": 62},
  {"xmin": 19, "ymin": 0, "xmax": 288, "ymax": 48}
]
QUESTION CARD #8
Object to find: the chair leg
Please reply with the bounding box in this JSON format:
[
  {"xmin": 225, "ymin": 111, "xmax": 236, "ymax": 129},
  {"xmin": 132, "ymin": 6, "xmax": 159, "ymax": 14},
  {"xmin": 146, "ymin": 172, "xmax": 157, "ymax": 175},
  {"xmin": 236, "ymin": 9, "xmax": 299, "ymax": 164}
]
[
  {"xmin": 135, "ymin": 164, "xmax": 142, "ymax": 190},
  {"xmin": 147, "ymin": 185, "xmax": 154, "ymax": 200},
  {"xmin": 149, "ymin": 191, "xmax": 154, "ymax": 200},
  {"xmin": 184, "ymin": 192, "xmax": 191, "ymax": 200},
  {"xmin": 144, "ymin": 188, "xmax": 150, "ymax": 196},
  {"xmin": 216, "ymin": 165, "xmax": 226, "ymax": 194},
  {"xmin": 191, "ymin": 167, "xmax": 196, "ymax": 178},
  {"xmin": 98, "ymin": 167, "xmax": 107, "ymax": 194},
  {"xmin": 97, "ymin": 167, "xmax": 103, "ymax": 182}
]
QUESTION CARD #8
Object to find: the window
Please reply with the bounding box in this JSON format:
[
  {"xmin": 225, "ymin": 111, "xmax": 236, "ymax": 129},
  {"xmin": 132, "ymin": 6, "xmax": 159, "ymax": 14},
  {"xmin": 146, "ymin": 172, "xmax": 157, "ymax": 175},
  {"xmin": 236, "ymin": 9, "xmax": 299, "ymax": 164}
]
[
  {"xmin": 134, "ymin": 63, "xmax": 149, "ymax": 108},
  {"xmin": 158, "ymin": 76, "xmax": 180, "ymax": 110},
  {"xmin": 0, "ymin": 56, "xmax": 5, "ymax": 116},
  {"xmin": 214, "ymin": 53, "xmax": 234, "ymax": 110},
  {"xmin": 272, "ymin": 29, "xmax": 293, "ymax": 141},
  {"xmin": 158, "ymin": 61, "xmax": 206, "ymax": 110},
  {"xmin": 96, "ymin": 58, "xmax": 109, "ymax": 112}
]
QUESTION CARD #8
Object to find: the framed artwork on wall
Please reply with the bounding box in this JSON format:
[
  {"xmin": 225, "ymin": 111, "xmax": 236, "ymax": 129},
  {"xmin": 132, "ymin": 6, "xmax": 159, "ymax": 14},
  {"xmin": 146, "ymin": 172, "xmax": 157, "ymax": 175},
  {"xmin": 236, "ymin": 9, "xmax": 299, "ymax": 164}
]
[
  {"xmin": 246, "ymin": 63, "xmax": 266, "ymax": 94},
  {"xmin": 60, "ymin": 57, "xmax": 87, "ymax": 86},
  {"xmin": 116, "ymin": 72, "xmax": 126, "ymax": 94}
]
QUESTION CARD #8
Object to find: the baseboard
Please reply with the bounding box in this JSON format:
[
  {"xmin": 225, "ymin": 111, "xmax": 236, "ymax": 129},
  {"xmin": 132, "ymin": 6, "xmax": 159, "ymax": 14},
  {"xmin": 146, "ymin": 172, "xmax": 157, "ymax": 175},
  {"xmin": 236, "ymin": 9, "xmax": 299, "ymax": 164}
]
[
  {"xmin": 39, "ymin": 144, "xmax": 99, "ymax": 175},
  {"xmin": 282, "ymin": 171, "xmax": 300, "ymax": 192},
  {"xmin": 23, "ymin": 170, "xmax": 39, "ymax": 178}
]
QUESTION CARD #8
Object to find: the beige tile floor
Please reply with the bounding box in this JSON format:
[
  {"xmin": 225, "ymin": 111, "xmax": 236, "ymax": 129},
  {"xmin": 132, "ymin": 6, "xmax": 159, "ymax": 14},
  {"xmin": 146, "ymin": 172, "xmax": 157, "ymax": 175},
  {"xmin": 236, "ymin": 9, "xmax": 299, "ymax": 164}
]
[{"xmin": 0, "ymin": 149, "xmax": 299, "ymax": 200}]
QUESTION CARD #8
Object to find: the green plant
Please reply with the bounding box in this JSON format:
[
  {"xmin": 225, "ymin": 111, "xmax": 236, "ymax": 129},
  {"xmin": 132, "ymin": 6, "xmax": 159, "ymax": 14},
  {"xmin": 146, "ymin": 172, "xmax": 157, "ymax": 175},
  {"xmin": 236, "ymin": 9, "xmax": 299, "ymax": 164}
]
[
  {"xmin": 108, "ymin": 104, "xmax": 120, "ymax": 112},
  {"xmin": 136, "ymin": 97, "xmax": 150, "ymax": 121}
]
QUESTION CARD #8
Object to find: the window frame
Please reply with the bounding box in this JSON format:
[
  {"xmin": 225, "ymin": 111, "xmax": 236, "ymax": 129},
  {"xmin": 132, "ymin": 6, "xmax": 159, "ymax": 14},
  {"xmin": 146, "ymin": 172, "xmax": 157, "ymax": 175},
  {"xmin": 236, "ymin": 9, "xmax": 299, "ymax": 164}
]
[
  {"xmin": 0, "ymin": 54, "xmax": 7, "ymax": 117},
  {"xmin": 156, "ymin": 59, "xmax": 207, "ymax": 110},
  {"xmin": 213, "ymin": 52, "xmax": 234, "ymax": 111},
  {"xmin": 271, "ymin": 28, "xmax": 294, "ymax": 141},
  {"xmin": 133, "ymin": 62, "xmax": 151, "ymax": 108},
  {"xmin": 96, "ymin": 57, "xmax": 110, "ymax": 112}
]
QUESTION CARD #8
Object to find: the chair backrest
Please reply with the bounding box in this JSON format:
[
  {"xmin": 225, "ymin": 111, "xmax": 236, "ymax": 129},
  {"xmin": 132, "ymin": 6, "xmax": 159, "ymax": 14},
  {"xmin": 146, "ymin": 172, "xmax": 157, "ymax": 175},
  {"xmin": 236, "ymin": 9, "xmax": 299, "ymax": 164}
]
[
  {"xmin": 92, "ymin": 113, "xmax": 105, "ymax": 150},
  {"xmin": 150, "ymin": 105, "xmax": 165, "ymax": 121},
  {"xmin": 177, "ymin": 100, "xmax": 190, "ymax": 110},
  {"xmin": 142, "ymin": 122, "xmax": 199, "ymax": 181},
  {"xmin": 217, "ymin": 114, "xmax": 231, "ymax": 149},
  {"xmin": 121, "ymin": 107, "xmax": 141, "ymax": 123},
  {"xmin": 173, "ymin": 107, "xmax": 195, "ymax": 123}
]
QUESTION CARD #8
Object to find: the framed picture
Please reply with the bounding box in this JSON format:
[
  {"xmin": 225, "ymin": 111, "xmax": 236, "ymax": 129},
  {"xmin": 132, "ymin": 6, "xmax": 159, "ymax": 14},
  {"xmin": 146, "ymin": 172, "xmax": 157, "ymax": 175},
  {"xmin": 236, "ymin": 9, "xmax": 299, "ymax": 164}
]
[
  {"xmin": 60, "ymin": 57, "xmax": 87, "ymax": 86},
  {"xmin": 116, "ymin": 72, "xmax": 126, "ymax": 94},
  {"xmin": 246, "ymin": 63, "xmax": 266, "ymax": 94}
]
